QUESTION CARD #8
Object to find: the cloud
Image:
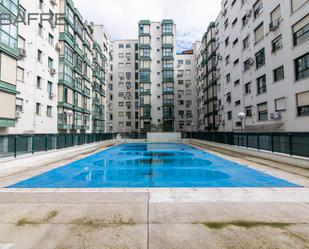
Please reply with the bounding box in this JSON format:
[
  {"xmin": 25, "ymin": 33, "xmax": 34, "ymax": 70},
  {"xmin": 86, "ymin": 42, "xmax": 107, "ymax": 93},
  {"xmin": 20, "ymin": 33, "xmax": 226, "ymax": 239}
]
[{"xmin": 73, "ymin": 0, "xmax": 221, "ymax": 51}]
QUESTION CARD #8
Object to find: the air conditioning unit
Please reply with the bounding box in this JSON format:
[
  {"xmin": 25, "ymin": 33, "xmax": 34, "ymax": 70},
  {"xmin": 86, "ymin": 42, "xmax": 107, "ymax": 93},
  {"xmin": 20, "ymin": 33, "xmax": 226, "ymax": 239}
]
[
  {"xmin": 271, "ymin": 112, "xmax": 281, "ymax": 120},
  {"xmin": 18, "ymin": 48, "xmax": 26, "ymax": 58},
  {"xmin": 246, "ymin": 10, "xmax": 252, "ymax": 18},
  {"xmin": 248, "ymin": 58, "xmax": 254, "ymax": 66},
  {"xmin": 49, "ymin": 93, "xmax": 56, "ymax": 99},
  {"xmin": 269, "ymin": 19, "xmax": 280, "ymax": 31},
  {"xmin": 214, "ymin": 29, "xmax": 219, "ymax": 34},
  {"xmin": 15, "ymin": 111, "xmax": 22, "ymax": 119},
  {"xmin": 50, "ymin": 68, "xmax": 56, "ymax": 75},
  {"xmin": 217, "ymin": 55, "xmax": 222, "ymax": 61}
]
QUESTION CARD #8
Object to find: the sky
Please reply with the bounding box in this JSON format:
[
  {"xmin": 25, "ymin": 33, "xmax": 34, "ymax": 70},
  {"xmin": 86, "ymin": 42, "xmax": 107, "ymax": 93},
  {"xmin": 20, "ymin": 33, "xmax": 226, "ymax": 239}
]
[{"xmin": 73, "ymin": 0, "xmax": 221, "ymax": 52}]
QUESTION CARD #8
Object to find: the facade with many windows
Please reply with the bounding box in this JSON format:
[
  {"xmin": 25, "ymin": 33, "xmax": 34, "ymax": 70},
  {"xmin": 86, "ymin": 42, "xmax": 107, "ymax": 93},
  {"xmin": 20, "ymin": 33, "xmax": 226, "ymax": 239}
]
[
  {"xmin": 0, "ymin": 0, "xmax": 19, "ymax": 133},
  {"xmin": 7, "ymin": 0, "xmax": 59, "ymax": 134},
  {"xmin": 58, "ymin": 0, "xmax": 105, "ymax": 133},
  {"xmin": 197, "ymin": 23, "xmax": 219, "ymax": 131},
  {"xmin": 109, "ymin": 40, "xmax": 139, "ymax": 133},
  {"xmin": 211, "ymin": 0, "xmax": 309, "ymax": 132},
  {"xmin": 175, "ymin": 49, "xmax": 199, "ymax": 132},
  {"xmin": 138, "ymin": 20, "xmax": 177, "ymax": 132}
]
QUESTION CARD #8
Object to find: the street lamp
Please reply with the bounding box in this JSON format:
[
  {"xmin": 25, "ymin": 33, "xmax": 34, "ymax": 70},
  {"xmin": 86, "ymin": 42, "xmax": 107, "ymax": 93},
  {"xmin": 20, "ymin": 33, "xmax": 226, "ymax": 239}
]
[
  {"xmin": 237, "ymin": 112, "xmax": 246, "ymax": 133},
  {"xmin": 190, "ymin": 122, "xmax": 194, "ymax": 140}
]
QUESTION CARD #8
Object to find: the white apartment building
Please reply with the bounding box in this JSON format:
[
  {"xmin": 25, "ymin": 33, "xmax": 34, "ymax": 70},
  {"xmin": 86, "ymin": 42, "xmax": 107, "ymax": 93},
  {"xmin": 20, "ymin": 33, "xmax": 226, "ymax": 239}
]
[
  {"xmin": 138, "ymin": 20, "xmax": 177, "ymax": 132},
  {"xmin": 175, "ymin": 49, "xmax": 199, "ymax": 132},
  {"xmin": 109, "ymin": 40, "xmax": 139, "ymax": 133},
  {"xmin": 9, "ymin": 0, "xmax": 59, "ymax": 134},
  {"xmin": 215, "ymin": 0, "xmax": 309, "ymax": 132}
]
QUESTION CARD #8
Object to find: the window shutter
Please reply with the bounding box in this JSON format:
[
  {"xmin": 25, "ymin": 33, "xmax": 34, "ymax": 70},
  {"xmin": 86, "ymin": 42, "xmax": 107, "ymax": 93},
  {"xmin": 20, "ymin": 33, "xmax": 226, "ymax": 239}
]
[{"xmin": 297, "ymin": 91, "xmax": 309, "ymax": 107}]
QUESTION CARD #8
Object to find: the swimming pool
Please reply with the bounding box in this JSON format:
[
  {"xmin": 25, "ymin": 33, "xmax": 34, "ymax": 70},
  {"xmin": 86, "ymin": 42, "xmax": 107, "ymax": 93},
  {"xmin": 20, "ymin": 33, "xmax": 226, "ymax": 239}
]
[{"xmin": 8, "ymin": 143, "xmax": 300, "ymax": 188}]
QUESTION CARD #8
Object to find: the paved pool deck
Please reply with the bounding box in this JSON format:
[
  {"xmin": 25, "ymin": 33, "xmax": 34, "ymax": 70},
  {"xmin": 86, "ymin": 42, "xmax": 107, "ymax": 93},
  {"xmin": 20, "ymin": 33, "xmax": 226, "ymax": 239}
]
[{"xmin": 0, "ymin": 140, "xmax": 309, "ymax": 248}]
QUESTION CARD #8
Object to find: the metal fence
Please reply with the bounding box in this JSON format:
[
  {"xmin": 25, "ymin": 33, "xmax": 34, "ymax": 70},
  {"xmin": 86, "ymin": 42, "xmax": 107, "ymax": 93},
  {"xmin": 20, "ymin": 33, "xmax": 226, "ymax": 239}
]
[
  {"xmin": 0, "ymin": 133, "xmax": 114, "ymax": 159},
  {"xmin": 182, "ymin": 132, "xmax": 309, "ymax": 158}
]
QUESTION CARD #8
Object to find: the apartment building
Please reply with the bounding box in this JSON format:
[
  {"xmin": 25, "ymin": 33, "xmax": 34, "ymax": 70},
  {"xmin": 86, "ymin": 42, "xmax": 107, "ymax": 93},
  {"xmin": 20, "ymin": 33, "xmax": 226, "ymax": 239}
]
[
  {"xmin": 6, "ymin": 0, "xmax": 59, "ymax": 134},
  {"xmin": 197, "ymin": 24, "xmax": 219, "ymax": 131},
  {"xmin": 0, "ymin": 0, "xmax": 19, "ymax": 134},
  {"xmin": 138, "ymin": 20, "xmax": 177, "ymax": 132},
  {"xmin": 175, "ymin": 49, "xmax": 198, "ymax": 132},
  {"xmin": 93, "ymin": 25, "xmax": 111, "ymax": 133},
  {"xmin": 214, "ymin": 0, "xmax": 309, "ymax": 132},
  {"xmin": 109, "ymin": 40, "xmax": 139, "ymax": 133},
  {"xmin": 58, "ymin": 0, "xmax": 95, "ymax": 133}
]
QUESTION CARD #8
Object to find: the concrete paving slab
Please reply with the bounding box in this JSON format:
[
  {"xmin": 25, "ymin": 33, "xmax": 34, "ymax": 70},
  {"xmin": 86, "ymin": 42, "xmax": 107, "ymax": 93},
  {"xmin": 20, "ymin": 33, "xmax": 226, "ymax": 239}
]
[{"xmin": 149, "ymin": 224, "xmax": 309, "ymax": 249}]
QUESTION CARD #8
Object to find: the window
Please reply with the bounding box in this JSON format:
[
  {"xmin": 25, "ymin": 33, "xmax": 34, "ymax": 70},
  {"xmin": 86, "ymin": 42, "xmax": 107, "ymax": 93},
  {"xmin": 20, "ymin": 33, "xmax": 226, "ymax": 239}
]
[
  {"xmin": 254, "ymin": 23, "xmax": 264, "ymax": 43},
  {"xmin": 64, "ymin": 45, "xmax": 74, "ymax": 64},
  {"xmin": 255, "ymin": 48, "xmax": 265, "ymax": 69},
  {"xmin": 126, "ymin": 44, "xmax": 131, "ymax": 48},
  {"xmin": 246, "ymin": 106, "xmax": 252, "ymax": 117},
  {"xmin": 257, "ymin": 75, "xmax": 266, "ymax": 94},
  {"xmin": 162, "ymin": 24, "xmax": 173, "ymax": 33},
  {"xmin": 296, "ymin": 91, "xmax": 309, "ymax": 116},
  {"xmin": 226, "ymin": 73, "xmax": 231, "ymax": 83},
  {"xmin": 18, "ymin": 36, "xmax": 25, "ymax": 49},
  {"xmin": 38, "ymin": 23, "xmax": 43, "ymax": 36},
  {"xmin": 16, "ymin": 98, "xmax": 23, "ymax": 112},
  {"xmin": 48, "ymin": 57, "xmax": 53, "ymax": 69},
  {"xmin": 47, "ymin": 106, "xmax": 52, "ymax": 117},
  {"xmin": 243, "ymin": 36, "xmax": 249, "ymax": 49},
  {"xmin": 139, "ymin": 25, "xmax": 150, "ymax": 34},
  {"xmin": 273, "ymin": 66, "xmax": 284, "ymax": 82},
  {"xmin": 257, "ymin": 102, "xmax": 268, "ymax": 121},
  {"xmin": 118, "ymin": 102, "xmax": 124, "ymax": 107},
  {"xmin": 118, "ymin": 53, "xmax": 124, "ymax": 58},
  {"xmin": 48, "ymin": 33, "xmax": 54, "ymax": 46},
  {"xmin": 272, "ymin": 35, "xmax": 282, "ymax": 52},
  {"xmin": 271, "ymin": 5, "xmax": 281, "ymax": 22},
  {"xmin": 295, "ymin": 53, "xmax": 309, "ymax": 81},
  {"xmin": 275, "ymin": 97, "xmax": 287, "ymax": 112},
  {"xmin": 37, "ymin": 76, "xmax": 42, "ymax": 89},
  {"xmin": 163, "ymin": 35, "xmax": 173, "ymax": 44},
  {"xmin": 185, "ymin": 60, "xmax": 191, "ymax": 65},
  {"xmin": 291, "ymin": 0, "xmax": 308, "ymax": 13},
  {"xmin": 185, "ymin": 70, "xmax": 191, "ymax": 75},
  {"xmin": 36, "ymin": 103, "xmax": 41, "ymax": 115},
  {"xmin": 225, "ymin": 55, "xmax": 230, "ymax": 65},
  {"xmin": 225, "ymin": 37, "xmax": 229, "ymax": 46},
  {"xmin": 244, "ymin": 58, "xmax": 253, "ymax": 71},
  {"xmin": 234, "ymin": 79, "xmax": 240, "ymax": 86},
  {"xmin": 235, "ymin": 100, "xmax": 241, "ymax": 106},
  {"xmin": 293, "ymin": 15, "xmax": 309, "ymax": 46},
  {"xmin": 245, "ymin": 82, "xmax": 251, "ymax": 94},
  {"xmin": 119, "ymin": 44, "xmax": 124, "ymax": 48},
  {"xmin": 163, "ymin": 48, "xmax": 173, "ymax": 57},
  {"xmin": 17, "ymin": 67, "xmax": 24, "ymax": 82},
  {"xmin": 253, "ymin": 0, "xmax": 263, "ymax": 18},
  {"xmin": 47, "ymin": 81, "xmax": 53, "ymax": 95},
  {"xmin": 37, "ymin": 50, "xmax": 42, "ymax": 62},
  {"xmin": 227, "ymin": 111, "xmax": 232, "ymax": 120}
]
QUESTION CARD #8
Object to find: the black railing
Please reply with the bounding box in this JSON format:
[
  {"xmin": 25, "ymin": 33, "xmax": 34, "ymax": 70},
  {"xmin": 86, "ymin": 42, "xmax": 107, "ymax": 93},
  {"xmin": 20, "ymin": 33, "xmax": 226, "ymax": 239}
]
[
  {"xmin": 182, "ymin": 132, "xmax": 309, "ymax": 158},
  {"xmin": 0, "ymin": 133, "xmax": 114, "ymax": 159}
]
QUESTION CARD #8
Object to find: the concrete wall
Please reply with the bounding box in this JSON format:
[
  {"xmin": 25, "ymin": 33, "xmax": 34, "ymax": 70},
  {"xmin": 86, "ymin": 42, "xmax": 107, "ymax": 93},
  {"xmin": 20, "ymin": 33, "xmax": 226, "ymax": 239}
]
[{"xmin": 147, "ymin": 132, "xmax": 182, "ymax": 142}]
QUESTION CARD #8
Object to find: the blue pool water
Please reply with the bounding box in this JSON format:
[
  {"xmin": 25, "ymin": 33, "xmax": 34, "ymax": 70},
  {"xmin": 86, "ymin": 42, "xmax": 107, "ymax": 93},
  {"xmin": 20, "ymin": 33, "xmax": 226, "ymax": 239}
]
[{"xmin": 8, "ymin": 143, "xmax": 300, "ymax": 188}]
